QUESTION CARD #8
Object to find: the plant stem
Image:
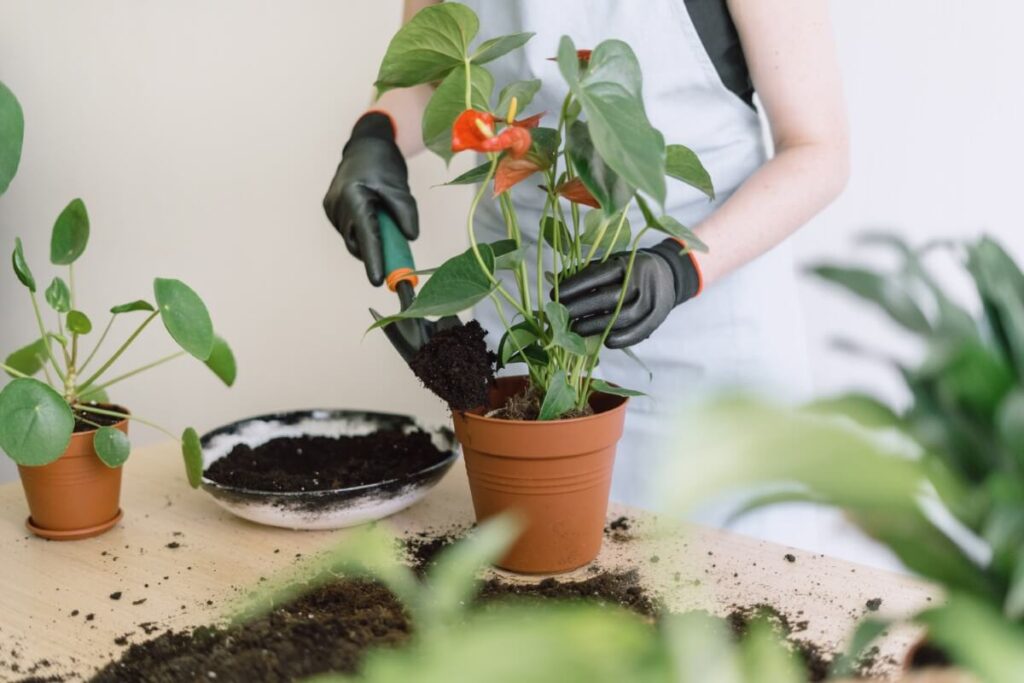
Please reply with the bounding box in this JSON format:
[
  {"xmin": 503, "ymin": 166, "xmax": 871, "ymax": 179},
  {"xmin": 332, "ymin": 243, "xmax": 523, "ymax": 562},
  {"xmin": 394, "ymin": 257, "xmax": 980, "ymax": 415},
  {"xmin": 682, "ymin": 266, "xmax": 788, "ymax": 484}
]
[
  {"xmin": 88, "ymin": 351, "xmax": 186, "ymax": 394},
  {"xmin": 29, "ymin": 292, "xmax": 66, "ymax": 383},
  {"xmin": 75, "ymin": 404, "xmax": 178, "ymax": 441},
  {"xmin": 79, "ymin": 314, "xmax": 116, "ymax": 373},
  {"xmin": 599, "ymin": 207, "xmax": 631, "ymax": 264},
  {"xmin": 77, "ymin": 311, "xmax": 159, "ymax": 393},
  {"xmin": 0, "ymin": 363, "xmax": 29, "ymax": 379},
  {"xmin": 68, "ymin": 263, "xmax": 76, "ymax": 309},
  {"xmin": 490, "ymin": 293, "xmax": 542, "ymax": 387}
]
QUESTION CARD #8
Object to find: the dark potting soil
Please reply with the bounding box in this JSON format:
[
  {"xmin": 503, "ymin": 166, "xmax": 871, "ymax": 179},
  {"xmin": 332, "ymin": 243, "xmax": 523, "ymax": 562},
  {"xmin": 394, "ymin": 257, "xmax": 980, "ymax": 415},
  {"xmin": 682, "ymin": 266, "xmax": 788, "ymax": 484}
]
[
  {"xmin": 908, "ymin": 641, "xmax": 952, "ymax": 669},
  {"xmin": 408, "ymin": 320, "xmax": 495, "ymax": 411},
  {"xmin": 203, "ymin": 430, "xmax": 448, "ymax": 492},
  {"xmin": 488, "ymin": 382, "xmax": 594, "ymax": 421},
  {"xmin": 72, "ymin": 406, "xmax": 123, "ymax": 433},
  {"xmin": 89, "ymin": 580, "xmax": 410, "ymax": 683},
  {"xmin": 478, "ymin": 570, "xmax": 660, "ymax": 619}
]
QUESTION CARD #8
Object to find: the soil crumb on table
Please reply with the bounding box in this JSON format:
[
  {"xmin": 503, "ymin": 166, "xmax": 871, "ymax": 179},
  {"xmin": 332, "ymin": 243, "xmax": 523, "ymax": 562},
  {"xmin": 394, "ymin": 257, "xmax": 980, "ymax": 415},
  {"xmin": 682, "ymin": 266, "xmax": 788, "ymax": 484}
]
[
  {"xmin": 204, "ymin": 430, "xmax": 448, "ymax": 492},
  {"xmin": 478, "ymin": 570, "xmax": 659, "ymax": 619},
  {"xmin": 408, "ymin": 320, "xmax": 495, "ymax": 411},
  {"xmin": 89, "ymin": 580, "xmax": 410, "ymax": 683}
]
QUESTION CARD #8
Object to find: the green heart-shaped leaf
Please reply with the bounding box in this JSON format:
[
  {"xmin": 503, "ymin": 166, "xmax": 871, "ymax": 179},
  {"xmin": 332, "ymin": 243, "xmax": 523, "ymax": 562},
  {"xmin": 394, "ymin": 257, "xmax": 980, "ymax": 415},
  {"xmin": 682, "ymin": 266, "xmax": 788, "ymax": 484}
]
[
  {"xmin": 204, "ymin": 335, "xmax": 237, "ymax": 387},
  {"xmin": 581, "ymin": 209, "xmax": 631, "ymax": 253},
  {"xmin": 666, "ymin": 144, "xmax": 715, "ymax": 200},
  {"xmin": 110, "ymin": 299, "xmax": 155, "ymax": 314},
  {"xmin": 445, "ymin": 162, "xmax": 491, "ymax": 186},
  {"xmin": 488, "ymin": 239, "xmax": 524, "ymax": 271},
  {"xmin": 538, "ymin": 370, "xmax": 577, "ymax": 420},
  {"xmin": 422, "ymin": 64, "xmax": 493, "ymax": 163},
  {"xmin": 566, "ymin": 121, "xmax": 634, "ymax": 214},
  {"xmin": 544, "ymin": 302, "xmax": 587, "ymax": 355},
  {"xmin": 5, "ymin": 339, "xmax": 48, "ymax": 378},
  {"xmin": 66, "ymin": 310, "xmax": 93, "ymax": 335},
  {"xmin": 181, "ymin": 427, "xmax": 203, "ymax": 488},
  {"xmin": 812, "ymin": 264, "xmax": 930, "ymax": 335},
  {"xmin": 153, "ymin": 278, "xmax": 215, "ymax": 360},
  {"xmin": 636, "ymin": 195, "xmax": 708, "ymax": 252},
  {"xmin": 472, "ymin": 32, "xmax": 534, "ymax": 65},
  {"xmin": 590, "ymin": 379, "xmax": 644, "ymax": 398},
  {"xmin": 499, "ymin": 327, "xmax": 538, "ymax": 365},
  {"xmin": 0, "ymin": 378, "xmax": 74, "ymax": 466},
  {"xmin": 375, "ymin": 3, "xmax": 479, "ymax": 95},
  {"xmin": 50, "ymin": 198, "xmax": 90, "ymax": 265},
  {"xmin": 45, "ymin": 277, "xmax": 71, "ymax": 313},
  {"xmin": 0, "ymin": 81, "xmax": 24, "ymax": 196},
  {"xmin": 12, "ymin": 238, "xmax": 35, "ymax": 291},
  {"xmin": 496, "ymin": 79, "xmax": 541, "ymax": 116},
  {"xmin": 541, "ymin": 217, "xmax": 572, "ymax": 255},
  {"xmin": 94, "ymin": 426, "xmax": 130, "ymax": 468}
]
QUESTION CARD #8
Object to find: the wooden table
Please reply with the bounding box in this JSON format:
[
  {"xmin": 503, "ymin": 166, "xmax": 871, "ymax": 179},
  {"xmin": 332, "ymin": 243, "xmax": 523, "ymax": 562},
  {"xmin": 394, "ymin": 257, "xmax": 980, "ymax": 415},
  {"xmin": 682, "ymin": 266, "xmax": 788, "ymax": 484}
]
[{"xmin": 0, "ymin": 442, "xmax": 939, "ymax": 681}]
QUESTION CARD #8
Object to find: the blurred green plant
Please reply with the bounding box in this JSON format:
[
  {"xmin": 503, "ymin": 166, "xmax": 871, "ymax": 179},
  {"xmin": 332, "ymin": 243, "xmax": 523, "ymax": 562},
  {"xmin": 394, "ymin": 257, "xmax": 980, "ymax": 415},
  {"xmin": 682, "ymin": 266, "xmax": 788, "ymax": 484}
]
[
  {"xmin": 0, "ymin": 81, "xmax": 234, "ymax": 484},
  {"xmin": 666, "ymin": 233, "xmax": 1024, "ymax": 682}
]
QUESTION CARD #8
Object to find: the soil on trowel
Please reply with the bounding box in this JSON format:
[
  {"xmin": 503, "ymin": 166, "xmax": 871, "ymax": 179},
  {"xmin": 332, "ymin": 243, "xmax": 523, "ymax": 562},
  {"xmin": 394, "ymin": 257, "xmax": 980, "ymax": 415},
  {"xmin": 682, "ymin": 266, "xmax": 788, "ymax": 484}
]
[
  {"xmin": 203, "ymin": 430, "xmax": 447, "ymax": 492},
  {"xmin": 409, "ymin": 320, "xmax": 496, "ymax": 411},
  {"xmin": 89, "ymin": 580, "xmax": 410, "ymax": 683}
]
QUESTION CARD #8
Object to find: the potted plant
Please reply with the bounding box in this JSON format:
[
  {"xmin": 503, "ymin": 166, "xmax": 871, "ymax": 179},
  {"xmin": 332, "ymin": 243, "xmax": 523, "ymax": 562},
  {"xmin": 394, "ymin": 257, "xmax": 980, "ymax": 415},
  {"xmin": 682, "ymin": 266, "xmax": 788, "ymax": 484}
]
[
  {"xmin": 368, "ymin": 4, "xmax": 714, "ymax": 573},
  {"xmin": 671, "ymin": 232, "xmax": 1024, "ymax": 680},
  {"xmin": 0, "ymin": 82, "xmax": 234, "ymax": 540}
]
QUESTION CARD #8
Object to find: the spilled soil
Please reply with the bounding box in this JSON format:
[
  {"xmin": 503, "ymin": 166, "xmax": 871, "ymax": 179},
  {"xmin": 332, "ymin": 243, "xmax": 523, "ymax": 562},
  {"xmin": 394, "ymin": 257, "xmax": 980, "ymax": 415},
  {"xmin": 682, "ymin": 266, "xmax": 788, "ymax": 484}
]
[
  {"xmin": 408, "ymin": 320, "xmax": 495, "ymax": 411},
  {"xmin": 203, "ymin": 430, "xmax": 448, "ymax": 492}
]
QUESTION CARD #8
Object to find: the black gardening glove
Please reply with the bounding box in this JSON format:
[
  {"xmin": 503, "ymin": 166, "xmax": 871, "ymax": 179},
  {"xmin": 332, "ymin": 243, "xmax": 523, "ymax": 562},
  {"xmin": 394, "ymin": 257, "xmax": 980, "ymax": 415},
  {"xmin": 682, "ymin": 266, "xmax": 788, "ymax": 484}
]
[
  {"xmin": 559, "ymin": 239, "xmax": 702, "ymax": 349},
  {"xmin": 323, "ymin": 111, "xmax": 418, "ymax": 287}
]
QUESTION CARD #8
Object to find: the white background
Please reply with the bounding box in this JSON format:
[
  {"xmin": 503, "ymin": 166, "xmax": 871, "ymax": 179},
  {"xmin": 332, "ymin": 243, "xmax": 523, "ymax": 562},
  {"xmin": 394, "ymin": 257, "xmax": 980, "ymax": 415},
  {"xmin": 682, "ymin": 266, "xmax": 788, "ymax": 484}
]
[{"xmin": 1, "ymin": 0, "xmax": 1022, "ymax": 517}]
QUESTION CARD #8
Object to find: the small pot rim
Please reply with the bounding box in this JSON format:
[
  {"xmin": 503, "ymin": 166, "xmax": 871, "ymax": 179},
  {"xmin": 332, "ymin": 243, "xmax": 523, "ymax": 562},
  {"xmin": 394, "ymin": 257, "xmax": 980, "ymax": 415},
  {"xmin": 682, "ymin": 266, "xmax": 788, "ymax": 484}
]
[
  {"xmin": 455, "ymin": 375, "xmax": 628, "ymax": 426},
  {"xmin": 70, "ymin": 403, "xmax": 131, "ymax": 437}
]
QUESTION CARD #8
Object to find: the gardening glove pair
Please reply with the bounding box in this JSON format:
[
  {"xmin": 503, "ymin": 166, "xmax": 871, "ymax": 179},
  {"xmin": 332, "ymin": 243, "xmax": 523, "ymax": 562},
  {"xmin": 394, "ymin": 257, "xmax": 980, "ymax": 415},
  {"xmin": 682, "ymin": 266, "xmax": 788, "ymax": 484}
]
[
  {"xmin": 559, "ymin": 240, "xmax": 702, "ymax": 349},
  {"xmin": 323, "ymin": 111, "xmax": 418, "ymax": 287}
]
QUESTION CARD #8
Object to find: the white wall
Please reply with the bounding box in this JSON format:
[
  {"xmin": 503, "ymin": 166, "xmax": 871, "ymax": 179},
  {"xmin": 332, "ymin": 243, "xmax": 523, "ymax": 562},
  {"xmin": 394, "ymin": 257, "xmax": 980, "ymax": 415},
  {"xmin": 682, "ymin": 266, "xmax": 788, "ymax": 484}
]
[{"xmin": 1, "ymin": 0, "xmax": 1022, "ymax": 486}]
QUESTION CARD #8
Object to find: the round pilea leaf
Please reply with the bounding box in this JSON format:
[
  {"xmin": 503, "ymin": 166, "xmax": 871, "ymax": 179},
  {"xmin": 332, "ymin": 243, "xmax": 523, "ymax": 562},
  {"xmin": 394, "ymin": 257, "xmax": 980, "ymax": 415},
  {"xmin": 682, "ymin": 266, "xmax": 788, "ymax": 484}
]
[
  {"xmin": 93, "ymin": 426, "xmax": 130, "ymax": 468},
  {"xmin": 45, "ymin": 277, "xmax": 71, "ymax": 313},
  {"xmin": 66, "ymin": 310, "xmax": 93, "ymax": 335},
  {"xmin": 12, "ymin": 237, "xmax": 35, "ymax": 291},
  {"xmin": 204, "ymin": 335, "xmax": 237, "ymax": 387},
  {"xmin": 0, "ymin": 378, "xmax": 74, "ymax": 466},
  {"xmin": 50, "ymin": 198, "xmax": 90, "ymax": 265},
  {"xmin": 181, "ymin": 427, "xmax": 203, "ymax": 488},
  {"xmin": 0, "ymin": 80, "xmax": 25, "ymax": 196},
  {"xmin": 153, "ymin": 278, "xmax": 214, "ymax": 360},
  {"xmin": 110, "ymin": 299, "xmax": 154, "ymax": 314}
]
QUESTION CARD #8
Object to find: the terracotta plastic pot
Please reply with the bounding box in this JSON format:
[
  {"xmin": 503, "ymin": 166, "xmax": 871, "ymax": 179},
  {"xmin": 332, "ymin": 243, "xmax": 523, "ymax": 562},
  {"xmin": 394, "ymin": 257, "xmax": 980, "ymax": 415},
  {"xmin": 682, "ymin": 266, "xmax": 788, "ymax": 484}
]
[
  {"xmin": 453, "ymin": 376, "xmax": 628, "ymax": 574},
  {"xmin": 18, "ymin": 415, "xmax": 127, "ymax": 540}
]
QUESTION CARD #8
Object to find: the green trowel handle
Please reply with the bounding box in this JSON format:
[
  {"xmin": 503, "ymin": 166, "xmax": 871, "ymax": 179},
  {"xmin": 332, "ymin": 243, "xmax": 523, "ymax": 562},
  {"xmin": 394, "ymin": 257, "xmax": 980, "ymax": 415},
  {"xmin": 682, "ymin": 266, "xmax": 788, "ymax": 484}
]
[{"xmin": 379, "ymin": 210, "xmax": 417, "ymax": 292}]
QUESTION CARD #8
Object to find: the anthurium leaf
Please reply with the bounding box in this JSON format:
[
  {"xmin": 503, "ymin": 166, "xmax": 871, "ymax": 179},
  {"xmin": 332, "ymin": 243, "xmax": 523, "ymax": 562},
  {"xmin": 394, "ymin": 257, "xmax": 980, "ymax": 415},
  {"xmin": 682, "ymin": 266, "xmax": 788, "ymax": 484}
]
[
  {"xmin": 634, "ymin": 194, "xmax": 708, "ymax": 252},
  {"xmin": 590, "ymin": 379, "xmax": 644, "ymax": 397},
  {"xmin": 558, "ymin": 36, "xmax": 666, "ymax": 206},
  {"xmin": 153, "ymin": 278, "xmax": 215, "ymax": 360},
  {"xmin": 566, "ymin": 120, "xmax": 634, "ymax": 214},
  {"xmin": 181, "ymin": 426, "xmax": 203, "ymax": 488},
  {"xmin": 538, "ymin": 370, "xmax": 577, "ymax": 420},
  {"xmin": 204, "ymin": 335, "xmax": 237, "ymax": 387},
  {"xmin": 966, "ymin": 237, "xmax": 1024, "ymax": 377},
  {"xmin": 666, "ymin": 144, "xmax": 715, "ymax": 199},
  {"xmin": 499, "ymin": 327, "xmax": 538, "ymax": 365},
  {"xmin": 5, "ymin": 339, "xmax": 48, "ymax": 378},
  {"xmin": 44, "ymin": 277, "xmax": 71, "ymax": 313},
  {"xmin": 0, "ymin": 81, "xmax": 24, "ymax": 196},
  {"xmin": 110, "ymin": 299, "xmax": 155, "ymax": 314},
  {"xmin": 488, "ymin": 239, "xmax": 524, "ymax": 271},
  {"xmin": 374, "ymin": 2, "xmax": 479, "ymax": 94},
  {"xmin": 811, "ymin": 264, "xmax": 932, "ymax": 334},
  {"xmin": 619, "ymin": 346, "xmax": 653, "ymax": 381},
  {"xmin": 12, "ymin": 237, "xmax": 35, "ymax": 291},
  {"xmin": 525, "ymin": 127, "xmax": 559, "ymax": 168},
  {"xmin": 471, "ymin": 32, "xmax": 534, "ymax": 65},
  {"xmin": 422, "ymin": 64, "xmax": 494, "ymax": 163},
  {"xmin": 66, "ymin": 310, "xmax": 92, "ymax": 335},
  {"xmin": 496, "ymin": 79, "xmax": 541, "ymax": 116},
  {"xmin": 370, "ymin": 246, "xmax": 496, "ymax": 327},
  {"xmin": 445, "ymin": 162, "xmax": 491, "ymax": 186},
  {"xmin": 581, "ymin": 208, "xmax": 631, "ymax": 253},
  {"xmin": 94, "ymin": 426, "xmax": 130, "ymax": 468},
  {"xmin": 50, "ymin": 198, "xmax": 90, "ymax": 265},
  {"xmin": 805, "ymin": 393, "xmax": 903, "ymax": 431},
  {"xmin": 544, "ymin": 301, "xmax": 587, "ymax": 355},
  {"xmin": 0, "ymin": 378, "xmax": 74, "ymax": 466},
  {"xmin": 541, "ymin": 217, "xmax": 572, "ymax": 255}
]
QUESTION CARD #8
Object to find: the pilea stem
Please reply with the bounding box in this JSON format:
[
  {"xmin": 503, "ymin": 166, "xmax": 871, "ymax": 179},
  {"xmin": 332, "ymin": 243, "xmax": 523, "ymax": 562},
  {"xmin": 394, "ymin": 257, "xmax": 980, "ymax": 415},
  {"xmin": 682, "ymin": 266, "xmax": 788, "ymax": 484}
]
[
  {"xmin": 0, "ymin": 363, "xmax": 29, "ymax": 379},
  {"xmin": 88, "ymin": 351, "xmax": 186, "ymax": 394},
  {"xmin": 77, "ymin": 311, "xmax": 159, "ymax": 393},
  {"xmin": 79, "ymin": 314, "xmax": 116, "ymax": 373},
  {"xmin": 76, "ymin": 404, "xmax": 178, "ymax": 441},
  {"xmin": 29, "ymin": 291, "xmax": 66, "ymax": 383}
]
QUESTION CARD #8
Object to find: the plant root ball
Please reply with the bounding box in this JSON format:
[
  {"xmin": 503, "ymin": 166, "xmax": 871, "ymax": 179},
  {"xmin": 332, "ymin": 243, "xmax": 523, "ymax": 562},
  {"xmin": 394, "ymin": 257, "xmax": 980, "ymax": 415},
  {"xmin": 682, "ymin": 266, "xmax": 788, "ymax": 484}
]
[{"xmin": 409, "ymin": 320, "xmax": 495, "ymax": 411}]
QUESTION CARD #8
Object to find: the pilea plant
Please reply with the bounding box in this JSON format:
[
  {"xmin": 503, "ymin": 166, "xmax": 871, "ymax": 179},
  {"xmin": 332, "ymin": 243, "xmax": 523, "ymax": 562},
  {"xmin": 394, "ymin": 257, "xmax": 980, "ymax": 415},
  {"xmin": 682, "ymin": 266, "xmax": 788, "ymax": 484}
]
[
  {"xmin": 370, "ymin": 3, "xmax": 714, "ymax": 418},
  {"xmin": 0, "ymin": 198, "xmax": 234, "ymax": 484}
]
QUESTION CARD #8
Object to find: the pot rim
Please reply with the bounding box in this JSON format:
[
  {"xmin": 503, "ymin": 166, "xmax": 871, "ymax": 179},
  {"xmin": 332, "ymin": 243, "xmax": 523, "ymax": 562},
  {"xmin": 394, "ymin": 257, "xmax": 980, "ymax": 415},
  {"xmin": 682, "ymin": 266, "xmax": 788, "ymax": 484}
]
[
  {"xmin": 70, "ymin": 403, "xmax": 131, "ymax": 437},
  {"xmin": 455, "ymin": 375, "xmax": 629, "ymax": 426}
]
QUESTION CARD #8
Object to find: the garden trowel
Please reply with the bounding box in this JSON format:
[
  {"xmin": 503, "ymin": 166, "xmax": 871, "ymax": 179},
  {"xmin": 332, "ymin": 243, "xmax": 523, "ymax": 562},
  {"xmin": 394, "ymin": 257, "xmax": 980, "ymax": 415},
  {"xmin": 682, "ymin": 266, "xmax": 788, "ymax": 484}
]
[{"xmin": 369, "ymin": 210, "xmax": 463, "ymax": 363}]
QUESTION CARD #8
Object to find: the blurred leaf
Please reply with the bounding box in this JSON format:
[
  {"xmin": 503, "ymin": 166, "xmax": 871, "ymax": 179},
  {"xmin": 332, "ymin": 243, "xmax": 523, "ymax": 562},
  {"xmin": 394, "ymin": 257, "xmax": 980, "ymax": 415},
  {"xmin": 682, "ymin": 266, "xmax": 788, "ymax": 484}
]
[
  {"xmin": 110, "ymin": 299, "xmax": 155, "ymax": 314},
  {"xmin": 445, "ymin": 162, "xmax": 491, "ymax": 186},
  {"xmin": 997, "ymin": 389, "xmax": 1024, "ymax": 467},
  {"xmin": 739, "ymin": 620, "xmax": 804, "ymax": 683},
  {"xmin": 812, "ymin": 264, "xmax": 931, "ymax": 334},
  {"xmin": 472, "ymin": 32, "xmax": 533, "ymax": 65},
  {"xmin": 566, "ymin": 120, "xmax": 635, "ymax": 214},
  {"xmin": 590, "ymin": 379, "xmax": 644, "ymax": 398},
  {"xmin": 538, "ymin": 369, "xmax": 576, "ymax": 420},
  {"xmin": 181, "ymin": 426, "xmax": 203, "ymax": 488},
  {"xmin": 919, "ymin": 593, "xmax": 1024, "ymax": 682},
  {"xmin": 12, "ymin": 237, "xmax": 35, "ymax": 291},
  {"xmin": 1004, "ymin": 548, "xmax": 1024, "ymax": 620},
  {"xmin": 154, "ymin": 278, "xmax": 215, "ymax": 360},
  {"xmin": 93, "ymin": 426, "xmax": 130, "ymax": 468},
  {"xmin": 4, "ymin": 339, "xmax": 47, "ymax": 378},
  {"xmin": 581, "ymin": 208, "xmax": 631, "ymax": 254},
  {"xmin": 44, "ymin": 277, "xmax": 71, "ymax": 313},
  {"xmin": 966, "ymin": 237, "xmax": 1024, "ymax": 379},
  {"xmin": 0, "ymin": 81, "xmax": 24, "ymax": 195},
  {"xmin": 666, "ymin": 144, "xmax": 714, "ymax": 200},
  {"xmin": 544, "ymin": 302, "xmax": 587, "ymax": 355},
  {"xmin": 0, "ymin": 378, "xmax": 74, "ymax": 466},
  {"xmin": 66, "ymin": 310, "xmax": 92, "ymax": 335},
  {"xmin": 829, "ymin": 618, "xmax": 891, "ymax": 678},
  {"xmin": 662, "ymin": 612, "xmax": 744, "ymax": 683},
  {"xmin": 50, "ymin": 198, "xmax": 90, "ymax": 265},
  {"xmin": 375, "ymin": 3, "xmax": 478, "ymax": 94},
  {"xmin": 496, "ymin": 79, "xmax": 541, "ymax": 116},
  {"xmin": 204, "ymin": 335, "xmax": 237, "ymax": 387},
  {"xmin": 804, "ymin": 393, "xmax": 903, "ymax": 431},
  {"xmin": 422, "ymin": 64, "xmax": 493, "ymax": 163},
  {"xmin": 619, "ymin": 346, "xmax": 653, "ymax": 382}
]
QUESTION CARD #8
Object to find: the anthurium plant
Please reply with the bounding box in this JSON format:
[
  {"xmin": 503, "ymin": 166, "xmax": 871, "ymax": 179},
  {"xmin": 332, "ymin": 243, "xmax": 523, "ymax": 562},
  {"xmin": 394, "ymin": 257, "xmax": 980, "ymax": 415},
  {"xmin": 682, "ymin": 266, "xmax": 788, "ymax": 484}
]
[{"xmin": 370, "ymin": 3, "xmax": 714, "ymax": 419}]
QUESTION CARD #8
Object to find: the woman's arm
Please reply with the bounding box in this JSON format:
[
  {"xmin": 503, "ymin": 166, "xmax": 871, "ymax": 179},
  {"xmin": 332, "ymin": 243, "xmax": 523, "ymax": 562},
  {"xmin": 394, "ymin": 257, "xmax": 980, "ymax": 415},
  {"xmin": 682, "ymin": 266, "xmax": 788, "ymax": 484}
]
[
  {"xmin": 693, "ymin": 0, "xmax": 849, "ymax": 285},
  {"xmin": 369, "ymin": 0, "xmax": 439, "ymax": 156}
]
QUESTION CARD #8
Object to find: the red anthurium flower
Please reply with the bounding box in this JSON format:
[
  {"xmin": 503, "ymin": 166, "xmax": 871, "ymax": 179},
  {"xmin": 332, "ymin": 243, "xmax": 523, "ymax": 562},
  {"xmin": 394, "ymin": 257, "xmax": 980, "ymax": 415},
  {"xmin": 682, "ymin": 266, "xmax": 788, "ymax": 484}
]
[
  {"xmin": 451, "ymin": 109, "xmax": 532, "ymax": 159},
  {"xmin": 555, "ymin": 177, "xmax": 600, "ymax": 208},
  {"xmin": 546, "ymin": 49, "xmax": 593, "ymax": 65},
  {"xmin": 507, "ymin": 112, "xmax": 544, "ymax": 129}
]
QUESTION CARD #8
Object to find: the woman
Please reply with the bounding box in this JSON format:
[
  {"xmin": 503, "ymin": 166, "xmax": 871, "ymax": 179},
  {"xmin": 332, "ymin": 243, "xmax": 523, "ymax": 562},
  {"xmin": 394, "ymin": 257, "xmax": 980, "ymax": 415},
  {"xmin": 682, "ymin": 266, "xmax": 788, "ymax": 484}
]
[{"xmin": 324, "ymin": 0, "xmax": 848, "ymax": 548}]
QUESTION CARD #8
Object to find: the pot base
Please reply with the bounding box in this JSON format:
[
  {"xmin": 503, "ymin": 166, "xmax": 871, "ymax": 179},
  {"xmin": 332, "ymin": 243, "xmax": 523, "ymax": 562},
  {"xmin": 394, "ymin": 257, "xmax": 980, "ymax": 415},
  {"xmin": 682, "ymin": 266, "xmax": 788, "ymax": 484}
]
[{"xmin": 26, "ymin": 508, "xmax": 123, "ymax": 541}]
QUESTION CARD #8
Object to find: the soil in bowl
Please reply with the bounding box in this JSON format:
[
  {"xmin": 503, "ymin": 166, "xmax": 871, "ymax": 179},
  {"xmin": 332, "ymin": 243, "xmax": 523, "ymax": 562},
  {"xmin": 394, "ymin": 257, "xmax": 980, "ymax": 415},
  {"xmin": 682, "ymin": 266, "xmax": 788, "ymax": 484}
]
[
  {"xmin": 203, "ymin": 430, "xmax": 448, "ymax": 492},
  {"xmin": 408, "ymin": 319, "xmax": 495, "ymax": 411}
]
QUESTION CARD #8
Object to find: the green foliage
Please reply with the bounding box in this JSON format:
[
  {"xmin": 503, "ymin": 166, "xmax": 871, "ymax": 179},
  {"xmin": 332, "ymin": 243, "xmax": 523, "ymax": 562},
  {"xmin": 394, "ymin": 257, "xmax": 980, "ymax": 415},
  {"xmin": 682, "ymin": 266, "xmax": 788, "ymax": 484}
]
[
  {"xmin": 495, "ymin": 79, "xmax": 541, "ymax": 116},
  {"xmin": 66, "ymin": 310, "xmax": 92, "ymax": 335},
  {"xmin": 12, "ymin": 237, "xmax": 35, "ymax": 291},
  {"xmin": 50, "ymin": 198, "xmax": 90, "ymax": 265},
  {"xmin": 0, "ymin": 81, "xmax": 24, "ymax": 196},
  {"xmin": 93, "ymin": 426, "xmax": 130, "ymax": 468},
  {"xmin": 153, "ymin": 278, "xmax": 215, "ymax": 360},
  {"xmin": 374, "ymin": 3, "xmax": 479, "ymax": 94},
  {"xmin": 5, "ymin": 339, "xmax": 48, "ymax": 378},
  {"xmin": 0, "ymin": 379, "xmax": 74, "ymax": 466},
  {"xmin": 665, "ymin": 144, "xmax": 715, "ymax": 200},
  {"xmin": 204, "ymin": 336, "xmax": 237, "ymax": 387},
  {"xmin": 181, "ymin": 427, "xmax": 203, "ymax": 488},
  {"xmin": 566, "ymin": 121, "xmax": 634, "ymax": 214},
  {"xmin": 110, "ymin": 299, "xmax": 155, "ymax": 314},
  {"xmin": 471, "ymin": 33, "xmax": 534, "ymax": 65},
  {"xmin": 581, "ymin": 208, "xmax": 632, "ymax": 254},
  {"xmin": 422, "ymin": 65, "xmax": 493, "ymax": 163},
  {"xmin": 538, "ymin": 369, "xmax": 577, "ymax": 420},
  {"xmin": 590, "ymin": 379, "xmax": 645, "ymax": 398},
  {"xmin": 45, "ymin": 277, "xmax": 71, "ymax": 313}
]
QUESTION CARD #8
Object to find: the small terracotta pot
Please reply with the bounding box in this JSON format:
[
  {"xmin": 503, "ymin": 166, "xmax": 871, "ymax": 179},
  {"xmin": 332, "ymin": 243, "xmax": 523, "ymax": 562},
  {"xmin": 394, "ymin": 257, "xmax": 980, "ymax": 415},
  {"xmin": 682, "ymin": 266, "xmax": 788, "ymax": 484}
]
[
  {"xmin": 18, "ymin": 413, "xmax": 127, "ymax": 540},
  {"xmin": 453, "ymin": 376, "xmax": 628, "ymax": 574}
]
